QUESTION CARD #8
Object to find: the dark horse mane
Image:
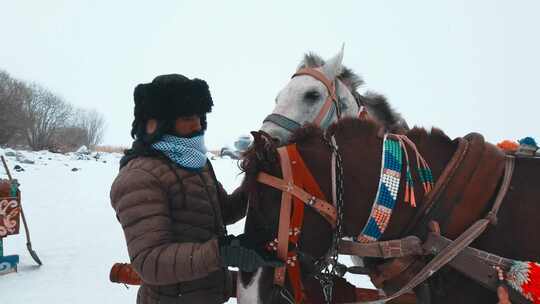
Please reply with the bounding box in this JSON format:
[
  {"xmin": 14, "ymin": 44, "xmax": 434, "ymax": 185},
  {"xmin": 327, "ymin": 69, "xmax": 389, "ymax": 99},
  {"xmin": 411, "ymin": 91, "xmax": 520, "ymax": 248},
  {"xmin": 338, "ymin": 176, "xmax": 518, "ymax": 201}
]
[{"xmin": 240, "ymin": 118, "xmax": 453, "ymax": 204}]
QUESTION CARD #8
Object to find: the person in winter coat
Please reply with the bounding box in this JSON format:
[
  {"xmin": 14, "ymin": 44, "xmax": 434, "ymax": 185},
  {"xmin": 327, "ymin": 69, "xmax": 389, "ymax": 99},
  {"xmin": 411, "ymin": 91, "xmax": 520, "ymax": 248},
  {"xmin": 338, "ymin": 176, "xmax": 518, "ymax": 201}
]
[{"xmin": 110, "ymin": 74, "xmax": 281, "ymax": 304}]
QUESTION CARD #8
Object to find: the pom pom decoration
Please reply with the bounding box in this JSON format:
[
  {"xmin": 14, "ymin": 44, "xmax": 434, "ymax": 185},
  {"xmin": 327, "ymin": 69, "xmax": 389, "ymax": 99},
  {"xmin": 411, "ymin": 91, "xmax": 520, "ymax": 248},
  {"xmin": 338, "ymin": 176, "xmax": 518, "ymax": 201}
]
[
  {"xmin": 497, "ymin": 140, "xmax": 519, "ymax": 153},
  {"xmin": 518, "ymin": 137, "xmax": 538, "ymax": 148},
  {"xmin": 506, "ymin": 261, "xmax": 540, "ymax": 303},
  {"xmin": 516, "ymin": 137, "xmax": 539, "ymax": 156}
]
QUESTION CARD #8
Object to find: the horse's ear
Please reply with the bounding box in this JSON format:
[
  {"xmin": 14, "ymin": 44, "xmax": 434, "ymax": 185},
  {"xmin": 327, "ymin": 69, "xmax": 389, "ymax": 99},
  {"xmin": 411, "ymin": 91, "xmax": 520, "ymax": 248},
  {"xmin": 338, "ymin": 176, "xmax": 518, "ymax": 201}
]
[
  {"xmin": 251, "ymin": 131, "xmax": 265, "ymax": 147},
  {"xmin": 322, "ymin": 45, "xmax": 344, "ymax": 80},
  {"xmin": 250, "ymin": 131, "xmax": 273, "ymax": 162}
]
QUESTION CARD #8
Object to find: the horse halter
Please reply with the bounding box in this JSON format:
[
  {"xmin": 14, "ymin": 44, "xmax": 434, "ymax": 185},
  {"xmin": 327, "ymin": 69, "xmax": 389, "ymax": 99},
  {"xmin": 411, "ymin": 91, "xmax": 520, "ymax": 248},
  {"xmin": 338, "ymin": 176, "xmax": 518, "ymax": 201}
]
[{"xmin": 263, "ymin": 68, "xmax": 342, "ymax": 134}]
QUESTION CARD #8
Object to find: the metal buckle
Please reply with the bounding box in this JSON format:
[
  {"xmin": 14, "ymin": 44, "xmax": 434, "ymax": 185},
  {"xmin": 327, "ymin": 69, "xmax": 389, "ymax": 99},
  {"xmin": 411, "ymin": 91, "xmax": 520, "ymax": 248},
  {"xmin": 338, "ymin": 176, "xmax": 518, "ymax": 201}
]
[{"xmin": 284, "ymin": 182, "xmax": 293, "ymax": 192}]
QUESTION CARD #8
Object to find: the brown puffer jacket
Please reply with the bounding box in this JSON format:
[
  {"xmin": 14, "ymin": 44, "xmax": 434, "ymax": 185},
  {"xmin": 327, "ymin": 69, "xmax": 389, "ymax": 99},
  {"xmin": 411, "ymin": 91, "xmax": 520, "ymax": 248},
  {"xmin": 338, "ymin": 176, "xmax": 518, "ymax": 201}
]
[{"xmin": 110, "ymin": 156, "xmax": 246, "ymax": 304}]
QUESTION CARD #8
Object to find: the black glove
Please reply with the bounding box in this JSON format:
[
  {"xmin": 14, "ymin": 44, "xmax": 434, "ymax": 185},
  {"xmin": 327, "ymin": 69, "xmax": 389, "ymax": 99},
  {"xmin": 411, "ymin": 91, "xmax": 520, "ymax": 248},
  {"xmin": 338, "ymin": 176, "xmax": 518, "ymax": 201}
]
[{"xmin": 218, "ymin": 234, "xmax": 284, "ymax": 272}]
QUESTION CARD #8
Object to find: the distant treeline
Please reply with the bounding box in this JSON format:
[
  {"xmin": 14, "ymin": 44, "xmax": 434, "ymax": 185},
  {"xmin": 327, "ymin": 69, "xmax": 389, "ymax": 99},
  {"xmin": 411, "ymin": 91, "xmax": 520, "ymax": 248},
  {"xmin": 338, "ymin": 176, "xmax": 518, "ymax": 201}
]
[{"xmin": 0, "ymin": 69, "xmax": 106, "ymax": 151}]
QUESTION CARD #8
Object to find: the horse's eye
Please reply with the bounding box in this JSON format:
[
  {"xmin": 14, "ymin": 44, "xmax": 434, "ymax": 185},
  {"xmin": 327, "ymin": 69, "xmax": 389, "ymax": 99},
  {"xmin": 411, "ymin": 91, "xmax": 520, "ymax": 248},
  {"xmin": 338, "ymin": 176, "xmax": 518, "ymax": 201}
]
[{"xmin": 304, "ymin": 90, "xmax": 321, "ymax": 101}]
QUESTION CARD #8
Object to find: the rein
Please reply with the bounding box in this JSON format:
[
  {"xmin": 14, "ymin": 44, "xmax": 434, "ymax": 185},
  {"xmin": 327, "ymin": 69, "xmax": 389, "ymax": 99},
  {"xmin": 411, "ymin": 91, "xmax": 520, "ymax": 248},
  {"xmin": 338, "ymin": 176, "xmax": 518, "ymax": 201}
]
[{"xmin": 315, "ymin": 135, "xmax": 347, "ymax": 303}]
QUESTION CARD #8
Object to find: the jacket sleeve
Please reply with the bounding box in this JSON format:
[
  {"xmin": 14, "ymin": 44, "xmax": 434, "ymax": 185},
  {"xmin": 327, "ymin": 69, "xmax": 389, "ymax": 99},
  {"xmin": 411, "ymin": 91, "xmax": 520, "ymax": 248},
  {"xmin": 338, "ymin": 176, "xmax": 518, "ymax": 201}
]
[
  {"xmin": 217, "ymin": 182, "xmax": 248, "ymax": 225},
  {"xmin": 110, "ymin": 168, "xmax": 222, "ymax": 285}
]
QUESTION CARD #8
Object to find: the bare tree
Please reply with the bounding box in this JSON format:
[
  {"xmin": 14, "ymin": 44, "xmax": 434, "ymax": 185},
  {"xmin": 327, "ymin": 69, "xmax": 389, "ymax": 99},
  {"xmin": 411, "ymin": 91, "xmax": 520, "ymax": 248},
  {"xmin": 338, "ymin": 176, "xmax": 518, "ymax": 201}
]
[
  {"xmin": 79, "ymin": 109, "xmax": 106, "ymax": 148},
  {"xmin": 52, "ymin": 126, "xmax": 87, "ymax": 151},
  {"xmin": 0, "ymin": 70, "xmax": 29, "ymax": 145},
  {"xmin": 23, "ymin": 84, "xmax": 72, "ymax": 150},
  {"xmin": 1, "ymin": 71, "xmax": 107, "ymax": 151},
  {"xmin": 54, "ymin": 108, "xmax": 106, "ymax": 151}
]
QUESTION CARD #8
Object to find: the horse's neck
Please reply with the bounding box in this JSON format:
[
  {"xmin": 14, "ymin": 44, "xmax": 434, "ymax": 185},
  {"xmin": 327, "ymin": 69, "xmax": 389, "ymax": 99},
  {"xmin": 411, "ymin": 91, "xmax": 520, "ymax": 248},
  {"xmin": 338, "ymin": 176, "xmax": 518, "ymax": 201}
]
[{"xmin": 381, "ymin": 131, "xmax": 457, "ymax": 240}]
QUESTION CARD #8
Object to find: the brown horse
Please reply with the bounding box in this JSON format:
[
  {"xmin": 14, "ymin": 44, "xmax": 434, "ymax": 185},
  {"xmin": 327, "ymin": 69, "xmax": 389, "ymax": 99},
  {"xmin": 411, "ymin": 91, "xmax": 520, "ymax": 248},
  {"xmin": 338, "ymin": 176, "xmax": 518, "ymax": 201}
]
[{"xmin": 237, "ymin": 117, "xmax": 540, "ymax": 304}]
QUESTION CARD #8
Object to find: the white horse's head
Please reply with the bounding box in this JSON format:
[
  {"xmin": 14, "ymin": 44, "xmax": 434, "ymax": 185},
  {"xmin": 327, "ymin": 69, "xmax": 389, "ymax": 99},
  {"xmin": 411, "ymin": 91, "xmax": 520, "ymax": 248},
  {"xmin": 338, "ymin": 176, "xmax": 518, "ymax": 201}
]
[{"xmin": 260, "ymin": 48, "xmax": 407, "ymax": 144}]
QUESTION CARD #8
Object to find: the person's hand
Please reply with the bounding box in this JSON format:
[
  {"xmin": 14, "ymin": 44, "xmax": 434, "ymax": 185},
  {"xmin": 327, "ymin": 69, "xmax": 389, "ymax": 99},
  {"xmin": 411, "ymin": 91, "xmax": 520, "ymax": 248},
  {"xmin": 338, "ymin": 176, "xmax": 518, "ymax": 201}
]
[{"xmin": 218, "ymin": 234, "xmax": 283, "ymax": 272}]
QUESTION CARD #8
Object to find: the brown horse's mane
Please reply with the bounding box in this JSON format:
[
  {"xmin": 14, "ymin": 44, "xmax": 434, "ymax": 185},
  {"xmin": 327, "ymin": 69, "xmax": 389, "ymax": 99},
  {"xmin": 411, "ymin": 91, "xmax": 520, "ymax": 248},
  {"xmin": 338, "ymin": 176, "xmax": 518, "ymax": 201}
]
[
  {"xmin": 326, "ymin": 117, "xmax": 381, "ymax": 140},
  {"xmin": 326, "ymin": 117, "xmax": 452, "ymax": 146},
  {"xmin": 240, "ymin": 118, "xmax": 453, "ymax": 203},
  {"xmin": 287, "ymin": 124, "xmax": 325, "ymax": 144}
]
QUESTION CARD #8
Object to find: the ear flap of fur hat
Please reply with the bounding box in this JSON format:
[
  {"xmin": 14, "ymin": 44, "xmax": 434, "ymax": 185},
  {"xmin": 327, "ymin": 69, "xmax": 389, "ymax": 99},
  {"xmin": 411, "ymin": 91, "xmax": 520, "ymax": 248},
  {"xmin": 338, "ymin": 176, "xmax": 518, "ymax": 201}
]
[{"xmin": 133, "ymin": 74, "xmax": 214, "ymax": 122}]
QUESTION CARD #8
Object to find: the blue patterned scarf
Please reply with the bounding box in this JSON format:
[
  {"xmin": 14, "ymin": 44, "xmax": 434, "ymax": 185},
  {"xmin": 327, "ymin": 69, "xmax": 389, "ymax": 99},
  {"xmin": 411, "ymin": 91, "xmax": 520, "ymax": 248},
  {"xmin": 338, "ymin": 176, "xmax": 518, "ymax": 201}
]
[{"xmin": 152, "ymin": 133, "xmax": 208, "ymax": 170}]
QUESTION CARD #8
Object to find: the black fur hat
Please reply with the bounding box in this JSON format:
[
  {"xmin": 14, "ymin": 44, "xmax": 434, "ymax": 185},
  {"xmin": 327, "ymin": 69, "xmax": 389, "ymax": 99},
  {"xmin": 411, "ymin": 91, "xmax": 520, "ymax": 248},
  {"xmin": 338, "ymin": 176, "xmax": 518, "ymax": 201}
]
[{"xmin": 132, "ymin": 74, "xmax": 213, "ymax": 127}]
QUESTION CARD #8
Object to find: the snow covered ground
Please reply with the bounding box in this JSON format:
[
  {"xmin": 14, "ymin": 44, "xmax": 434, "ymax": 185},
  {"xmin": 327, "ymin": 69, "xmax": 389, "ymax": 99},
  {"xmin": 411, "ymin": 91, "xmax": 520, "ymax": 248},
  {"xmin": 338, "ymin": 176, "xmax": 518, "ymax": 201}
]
[{"xmin": 0, "ymin": 148, "xmax": 371, "ymax": 303}]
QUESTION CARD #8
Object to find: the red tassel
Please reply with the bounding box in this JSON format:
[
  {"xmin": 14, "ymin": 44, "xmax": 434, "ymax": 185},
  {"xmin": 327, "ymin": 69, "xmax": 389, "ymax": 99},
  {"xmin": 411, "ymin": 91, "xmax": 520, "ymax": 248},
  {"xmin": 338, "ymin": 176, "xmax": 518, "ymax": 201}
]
[
  {"xmin": 409, "ymin": 186, "xmax": 416, "ymax": 207},
  {"xmin": 358, "ymin": 107, "xmax": 369, "ymax": 120},
  {"xmin": 404, "ymin": 183, "xmax": 410, "ymax": 204},
  {"xmin": 521, "ymin": 262, "xmax": 540, "ymax": 303}
]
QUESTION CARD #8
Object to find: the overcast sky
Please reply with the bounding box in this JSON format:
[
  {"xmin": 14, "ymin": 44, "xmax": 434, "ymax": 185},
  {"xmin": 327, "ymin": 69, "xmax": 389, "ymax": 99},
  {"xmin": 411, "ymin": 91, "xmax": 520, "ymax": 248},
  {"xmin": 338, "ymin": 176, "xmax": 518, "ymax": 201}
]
[{"xmin": 1, "ymin": 1, "xmax": 539, "ymax": 149}]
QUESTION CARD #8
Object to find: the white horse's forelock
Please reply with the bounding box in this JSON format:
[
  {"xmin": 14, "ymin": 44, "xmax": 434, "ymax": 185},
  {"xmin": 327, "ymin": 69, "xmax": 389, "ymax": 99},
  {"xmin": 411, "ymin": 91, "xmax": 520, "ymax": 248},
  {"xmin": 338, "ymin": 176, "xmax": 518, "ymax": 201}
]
[{"xmin": 298, "ymin": 52, "xmax": 364, "ymax": 92}]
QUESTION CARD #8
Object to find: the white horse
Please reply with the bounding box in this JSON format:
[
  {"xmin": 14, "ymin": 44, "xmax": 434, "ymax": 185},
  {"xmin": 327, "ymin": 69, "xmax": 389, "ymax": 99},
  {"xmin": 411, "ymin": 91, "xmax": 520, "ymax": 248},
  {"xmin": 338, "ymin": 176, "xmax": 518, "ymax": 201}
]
[
  {"xmin": 260, "ymin": 47, "xmax": 408, "ymax": 144},
  {"xmin": 238, "ymin": 49, "xmax": 409, "ymax": 304}
]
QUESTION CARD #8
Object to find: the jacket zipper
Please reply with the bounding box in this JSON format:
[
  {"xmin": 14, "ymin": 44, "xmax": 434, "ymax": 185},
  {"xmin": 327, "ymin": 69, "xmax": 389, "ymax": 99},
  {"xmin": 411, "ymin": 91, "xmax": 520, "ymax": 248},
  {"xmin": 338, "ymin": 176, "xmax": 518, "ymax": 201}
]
[{"xmin": 197, "ymin": 171, "xmax": 226, "ymax": 236}]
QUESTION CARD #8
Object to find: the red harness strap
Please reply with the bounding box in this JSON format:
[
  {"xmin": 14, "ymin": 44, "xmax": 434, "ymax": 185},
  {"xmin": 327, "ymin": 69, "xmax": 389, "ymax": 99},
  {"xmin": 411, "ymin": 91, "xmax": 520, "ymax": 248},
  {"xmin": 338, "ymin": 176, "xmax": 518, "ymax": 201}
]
[
  {"xmin": 258, "ymin": 144, "xmax": 334, "ymax": 303},
  {"xmin": 273, "ymin": 147, "xmax": 293, "ymax": 287},
  {"xmin": 288, "ymin": 144, "xmax": 330, "ymax": 303},
  {"xmin": 257, "ymin": 172, "xmax": 337, "ymax": 228},
  {"xmin": 287, "ymin": 145, "xmax": 307, "ymax": 303}
]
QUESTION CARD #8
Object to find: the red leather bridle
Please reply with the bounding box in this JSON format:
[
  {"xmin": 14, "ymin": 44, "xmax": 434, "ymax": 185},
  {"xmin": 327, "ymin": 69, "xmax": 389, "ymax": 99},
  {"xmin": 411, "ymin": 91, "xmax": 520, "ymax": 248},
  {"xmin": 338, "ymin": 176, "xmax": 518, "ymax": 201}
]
[
  {"xmin": 264, "ymin": 68, "xmax": 367, "ymax": 134},
  {"xmin": 293, "ymin": 68, "xmax": 341, "ymax": 126}
]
